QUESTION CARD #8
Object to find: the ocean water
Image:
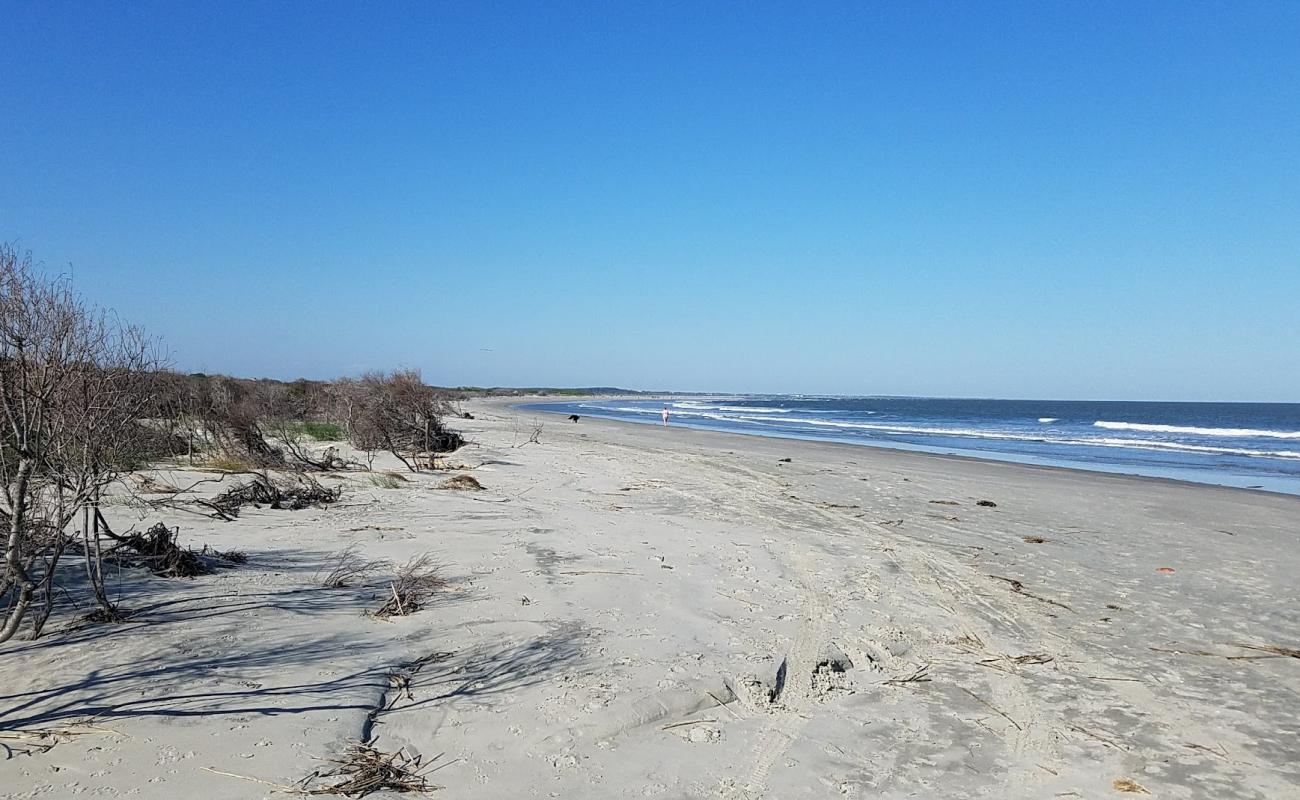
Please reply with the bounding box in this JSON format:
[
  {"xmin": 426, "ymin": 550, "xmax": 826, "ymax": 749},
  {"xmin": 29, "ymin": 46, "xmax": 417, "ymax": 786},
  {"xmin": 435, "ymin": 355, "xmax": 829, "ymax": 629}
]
[{"xmin": 521, "ymin": 397, "xmax": 1300, "ymax": 495}]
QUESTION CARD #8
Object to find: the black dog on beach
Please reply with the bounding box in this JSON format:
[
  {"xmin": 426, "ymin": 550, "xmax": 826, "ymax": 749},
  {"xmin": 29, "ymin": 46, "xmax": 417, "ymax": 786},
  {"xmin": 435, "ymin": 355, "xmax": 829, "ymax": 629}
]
[{"xmin": 568, "ymin": 414, "xmax": 581, "ymax": 422}]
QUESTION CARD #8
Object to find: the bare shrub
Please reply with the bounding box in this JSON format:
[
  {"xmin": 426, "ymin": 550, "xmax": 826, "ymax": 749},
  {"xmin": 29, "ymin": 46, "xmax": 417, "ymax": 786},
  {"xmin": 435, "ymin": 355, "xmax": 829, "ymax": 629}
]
[
  {"xmin": 375, "ymin": 554, "xmax": 446, "ymax": 618},
  {"xmin": 0, "ymin": 245, "xmax": 161, "ymax": 642},
  {"xmin": 208, "ymin": 472, "xmax": 342, "ymax": 519},
  {"xmin": 113, "ymin": 522, "xmax": 210, "ymax": 578},
  {"xmin": 317, "ymin": 545, "xmax": 390, "ymax": 588},
  {"xmin": 334, "ymin": 371, "xmax": 463, "ymax": 472}
]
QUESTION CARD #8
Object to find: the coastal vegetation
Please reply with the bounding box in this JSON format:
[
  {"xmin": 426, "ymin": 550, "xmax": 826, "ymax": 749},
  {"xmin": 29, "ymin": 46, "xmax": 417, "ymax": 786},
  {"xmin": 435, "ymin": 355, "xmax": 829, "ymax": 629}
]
[{"xmin": 0, "ymin": 245, "xmax": 466, "ymax": 644}]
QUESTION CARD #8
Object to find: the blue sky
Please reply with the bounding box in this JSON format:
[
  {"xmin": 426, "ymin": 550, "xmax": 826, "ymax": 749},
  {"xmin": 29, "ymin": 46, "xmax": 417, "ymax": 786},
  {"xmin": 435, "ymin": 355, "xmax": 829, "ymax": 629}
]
[{"xmin": 2, "ymin": 2, "xmax": 1297, "ymax": 400}]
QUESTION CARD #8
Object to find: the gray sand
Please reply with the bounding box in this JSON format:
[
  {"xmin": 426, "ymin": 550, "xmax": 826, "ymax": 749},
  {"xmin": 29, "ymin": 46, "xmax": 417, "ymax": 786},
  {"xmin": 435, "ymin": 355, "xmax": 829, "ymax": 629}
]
[{"xmin": 2, "ymin": 401, "xmax": 1297, "ymax": 798}]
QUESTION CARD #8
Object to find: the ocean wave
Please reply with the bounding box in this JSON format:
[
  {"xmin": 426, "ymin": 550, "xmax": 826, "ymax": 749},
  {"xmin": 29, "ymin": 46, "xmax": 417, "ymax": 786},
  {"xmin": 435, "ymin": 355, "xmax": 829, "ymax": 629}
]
[
  {"xmin": 729, "ymin": 416, "xmax": 1300, "ymax": 459},
  {"xmin": 672, "ymin": 402, "xmax": 793, "ymax": 414},
  {"xmin": 1038, "ymin": 417, "xmax": 1059, "ymax": 423},
  {"xmin": 672, "ymin": 401, "xmax": 833, "ymax": 415},
  {"xmin": 1094, "ymin": 421, "xmax": 1300, "ymax": 439}
]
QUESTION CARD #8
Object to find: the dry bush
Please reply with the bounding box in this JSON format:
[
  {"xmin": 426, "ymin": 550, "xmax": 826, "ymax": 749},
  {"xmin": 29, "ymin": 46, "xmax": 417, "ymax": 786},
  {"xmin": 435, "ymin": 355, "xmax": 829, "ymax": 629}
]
[
  {"xmin": 318, "ymin": 545, "xmax": 390, "ymax": 588},
  {"xmin": 437, "ymin": 475, "xmax": 483, "ymax": 491},
  {"xmin": 0, "ymin": 245, "xmax": 161, "ymax": 642},
  {"xmin": 375, "ymin": 554, "xmax": 446, "ymax": 618},
  {"xmin": 332, "ymin": 371, "xmax": 463, "ymax": 472},
  {"xmin": 205, "ymin": 454, "xmax": 254, "ymax": 473}
]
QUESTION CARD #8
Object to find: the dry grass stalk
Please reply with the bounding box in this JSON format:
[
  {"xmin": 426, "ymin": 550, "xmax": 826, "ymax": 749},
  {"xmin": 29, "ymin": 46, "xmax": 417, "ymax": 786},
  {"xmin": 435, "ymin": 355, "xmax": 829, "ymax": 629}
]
[
  {"xmin": 1112, "ymin": 778, "xmax": 1151, "ymax": 794},
  {"xmin": 0, "ymin": 720, "xmax": 123, "ymax": 756},
  {"xmin": 367, "ymin": 471, "xmax": 407, "ymax": 489},
  {"xmin": 1229, "ymin": 643, "xmax": 1300, "ymax": 660},
  {"xmin": 298, "ymin": 738, "xmax": 440, "ymax": 796},
  {"xmin": 318, "ymin": 545, "xmax": 391, "ymax": 588},
  {"xmin": 374, "ymin": 554, "xmax": 446, "ymax": 618},
  {"xmin": 989, "ymin": 575, "xmax": 1074, "ymax": 611},
  {"xmin": 883, "ymin": 664, "xmax": 931, "ymax": 685}
]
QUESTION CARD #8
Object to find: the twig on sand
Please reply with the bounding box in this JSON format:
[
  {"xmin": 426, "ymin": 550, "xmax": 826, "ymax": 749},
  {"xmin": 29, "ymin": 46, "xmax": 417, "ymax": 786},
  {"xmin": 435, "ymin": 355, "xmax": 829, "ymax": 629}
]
[
  {"xmin": 1151, "ymin": 642, "xmax": 1300, "ymax": 660},
  {"xmin": 1068, "ymin": 723, "xmax": 1128, "ymax": 751},
  {"xmin": 559, "ymin": 570, "xmax": 636, "ymax": 576},
  {"xmin": 201, "ymin": 767, "xmax": 299, "ymax": 792},
  {"xmin": 883, "ymin": 665, "xmax": 931, "ymax": 685},
  {"xmin": 0, "ymin": 721, "xmax": 124, "ymax": 756},
  {"xmin": 661, "ymin": 718, "xmax": 718, "ymax": 730},
  {"xmin": 976, "ymin": 653, "xmax": 1054, "ymax": 673},
  {"xmin": 957, "ymin": 686, "xmax": 1022, "ymax": 730},
  {"xmin": 1228, "ymin": 643, "xmax": 1300, "ymax": 660},
  {"xmin": 988, "ymin": 575, "xmax": 1074, "ymax": 612},
  {"xmin": 716, "ymin": 591, "xmax": 761, "ymax": 609},
  {"xmin": 1183, "ymin": 741, "xmax": 1230, "ymax": 760}
]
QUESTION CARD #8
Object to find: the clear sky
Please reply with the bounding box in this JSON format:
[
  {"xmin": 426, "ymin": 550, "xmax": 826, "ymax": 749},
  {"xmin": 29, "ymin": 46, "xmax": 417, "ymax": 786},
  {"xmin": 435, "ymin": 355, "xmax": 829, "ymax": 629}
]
[{"xmin": 2, "ymin": 2, "xmax": 1297, "ymax": 400}]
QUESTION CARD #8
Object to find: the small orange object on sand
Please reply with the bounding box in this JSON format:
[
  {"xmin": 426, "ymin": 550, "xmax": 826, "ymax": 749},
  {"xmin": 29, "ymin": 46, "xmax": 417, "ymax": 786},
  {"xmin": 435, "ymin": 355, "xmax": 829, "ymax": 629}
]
[{"xmin": 1155, "ymin": 567, "xmax": 1176, "ymax": 573}]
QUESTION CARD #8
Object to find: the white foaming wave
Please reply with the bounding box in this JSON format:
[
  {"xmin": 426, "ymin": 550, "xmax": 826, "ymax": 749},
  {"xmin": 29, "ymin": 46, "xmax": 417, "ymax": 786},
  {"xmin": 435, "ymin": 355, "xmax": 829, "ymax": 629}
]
[
  {"xmin": 672, "ymin": 401, "xmax": 834, "ymax": 414},
  {"xmin": 1038, "ymin": 417, "xmax": 1059, "ymax": 423},
  {"xmin": 1094, "ymin": 421, "xmax": 1300, "ymax": 439},
  {"xmin": 674, "ymin": 403, "xmax": 791, "ymax": 414},
  {"xmin": 576, "ymin": 406, "xmax": 1299, "ymax": 459},
  {"xmin": 587, "ymin": 405, "xmax": 760, "ymax": 424},
  {"xmin": 732, "ymin": 415, "xmax": 1300, "ymax": 459},
  {"xmin": 1085, "ymin": 438, "xmax": 1300, "ymax": 459}
]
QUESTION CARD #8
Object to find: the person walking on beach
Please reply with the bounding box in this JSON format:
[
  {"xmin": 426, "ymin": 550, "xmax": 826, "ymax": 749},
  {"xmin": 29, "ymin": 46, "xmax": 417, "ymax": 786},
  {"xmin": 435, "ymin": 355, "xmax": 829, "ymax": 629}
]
[{"xmin": 661, "ymin": 405, "xmax": 670, "ymax": 426}]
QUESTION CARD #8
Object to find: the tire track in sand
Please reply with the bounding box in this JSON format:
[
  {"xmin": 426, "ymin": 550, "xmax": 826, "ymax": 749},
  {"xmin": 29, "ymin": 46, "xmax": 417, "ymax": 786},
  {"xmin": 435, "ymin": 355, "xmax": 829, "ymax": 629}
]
[{"xmin": 722, "ymin": 546, "xmax": 828, "ymax": 799}]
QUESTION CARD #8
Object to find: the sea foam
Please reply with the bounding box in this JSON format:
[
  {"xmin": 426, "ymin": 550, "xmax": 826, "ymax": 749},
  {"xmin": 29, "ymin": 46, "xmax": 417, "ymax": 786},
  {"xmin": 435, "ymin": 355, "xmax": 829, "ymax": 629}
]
[{"xmin": 1094, "ymin": 421, "xmax": 1300, "ymax": 439}]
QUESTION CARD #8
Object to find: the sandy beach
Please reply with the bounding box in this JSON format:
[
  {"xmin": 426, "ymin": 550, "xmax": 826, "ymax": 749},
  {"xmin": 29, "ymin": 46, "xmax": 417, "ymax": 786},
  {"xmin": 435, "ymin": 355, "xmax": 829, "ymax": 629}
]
[{"xmin": 2, "ymin": 399, "xmax": 1298, "ymax": 799}]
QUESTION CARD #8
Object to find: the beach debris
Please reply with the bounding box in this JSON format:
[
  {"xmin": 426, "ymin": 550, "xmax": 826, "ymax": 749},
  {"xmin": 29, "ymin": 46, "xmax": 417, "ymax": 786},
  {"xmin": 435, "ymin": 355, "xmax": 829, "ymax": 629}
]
[
  {"xmin": 1023, "ymin": 536, "xmax": 1048, "ymax": 544},
  {"xmin": 929, "ymin": 500, "xmax": 959, "ymax": 505},
  {"xmin": 1151, "ymin": 642, "xmax": 1299, "ymax": 660},
  {"xmin": 107, "ymin": 522, "xmax": 243, "ymax": 578},
  {"xmin": 989, "ymin": 575, "xmax": 1074, "ymax": 611},
  {"xmin": 318, "ymin": 545, "xmax": 392, "ymax": 588},
  {"xmin": 296, "ymin": 738, "xmax": 441, "ymax": 796},
  {"xmin": 374, "ymin": 554, "xmax": 446, "ymax": 618},
  {"xmin": 1112, "ymin": 778, "xmax": 1151, "ymax": 794},
  {"xmin": 0, "ymin": 720, "xmax": 124, "ymax": 757},
  {"xmin": 1232, "ymin": 643, "xmax": 1300, "ymax": 659},
  {"xmin": 437, "ymin": 474, "xmax": 484, "ymax": 491},
  {"xmin": 462, "ymin": 412, "xmax": 474, "ymax": 419},
  {"xmin": 206, "ymin": 472, "xmax": 341, "ymax": 519},
  {"xmin": 976, "ymin": 500, "xmax": 998, "ymax": 507},
  {"xmin": 883, "ymin": 664, "xmax": 931, "ymax": 686},
  {"xmin": 957, "ymin": 686, "xmax": 1022, "ymax": 730},
  {"xmin": 778, "ymin": 457, "xmax": 792, "ymax": 463},
  {"xmin": 976, "ymin": 652, "xmax": 1054, "ymax": 673},
  {"xmin": 1155, "ymin": 566, "xmax": 1176, "ymax": 573}
]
